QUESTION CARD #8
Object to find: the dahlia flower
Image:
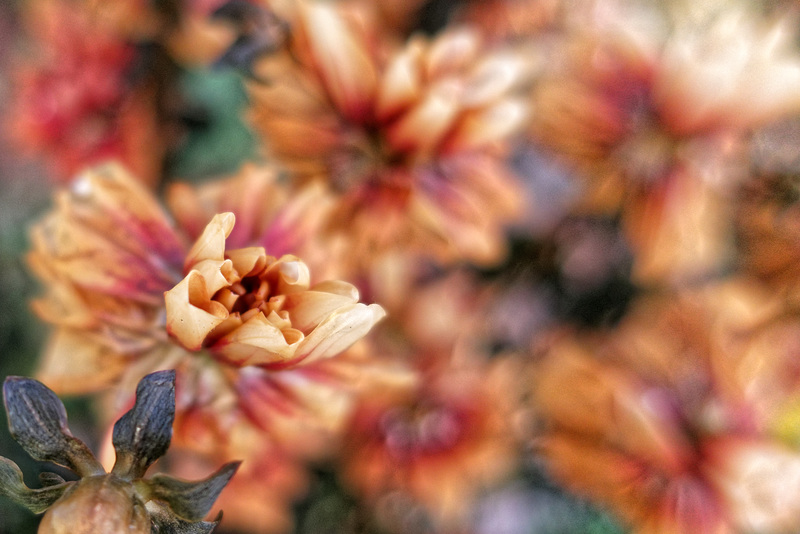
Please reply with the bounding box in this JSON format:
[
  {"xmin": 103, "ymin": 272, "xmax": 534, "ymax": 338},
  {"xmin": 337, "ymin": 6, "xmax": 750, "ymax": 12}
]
[
  {"xmin": 27, "ymin": 163, "xmax": 387, "ymax": 528},
  {"xmin": 534, "ymin": 284, "xmax": 800, "ymax": 533},
  {"xmin": 341, "ymin": 352, "xmax": 526, "ymax": 531},
  {"xmin": 246, "ymin": 0, "xmax": 529, "ymax": 266},
  {"xmin": 529, "ymin": 0, "xmax": 800, "ymax": 284}
]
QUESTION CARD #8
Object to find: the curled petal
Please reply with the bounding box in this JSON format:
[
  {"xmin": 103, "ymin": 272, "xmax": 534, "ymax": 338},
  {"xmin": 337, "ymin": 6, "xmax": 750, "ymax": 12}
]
[
  {"xmin": 214, "ymin": 313, "xmax": 302, "ymax": 367},
  {"xmin": 283, "ymin": 283, "xmax": 361, "ymax": 332},
  {"xmin": 183, "ymin": 213, "xmax": 236, "ymax": 271},
  {"xmin": 3, "ymin": 377, "xmax": 103, "ymax": 477},
  {"xmin": 143, "ymin": 462, "xmax": 240, "ymax": 522},
  {"xmin": 165, "ymin": 271, "xmax": 229, "ymax": 351},
  {"xmin": 292, "ymin": 303, "xmax": 386, "ymax": 366},
  {"xmin": 0, "ymin": 457, "xmax": 71, "ymax": 513},
  {"xmin": 111, "ymin": 370, "xmax": 176, "ymax": 479}
]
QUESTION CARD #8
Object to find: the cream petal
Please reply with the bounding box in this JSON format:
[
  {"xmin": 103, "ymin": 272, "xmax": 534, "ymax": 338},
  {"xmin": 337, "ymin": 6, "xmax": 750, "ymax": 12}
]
[
  {"xmin": 270, "ymin": 256, "xmax": 311, "ymax": 294},
  {"xmin": 462, "ymin": 53, "xmax": 530, "ymax": 107},
  {"xmin": 376, "ymin": 39, "xmax": 424, "ymax": 120},
  {"xmin": 294, "ymin": 303, "xmax": 386, "ymax": 365},
  {"xmin": 165, "ymin": 271, "xmax": 229, "ymax": 351},
  {"xmin": 183, "ymin": 212, "xmax": 235, "ymax": 271},
  {"xmin": 446, "ymin": 99, "xmax": 529, "ymax": 152},
  {"xmin": 226, "ymin": 247, "xmax": 268, "ymax": 277},
  {"xmin": 213, "ymin": 312, "xmax": 300, "ymax": 367},
  {"xmin": 308, "ymin": 280, "xmax": 360, "ymax": 300},
  {"xmin": 192, "ymin": 258, "xmax": 237, "ymax": 296},
  {"xmin": 300, "ymin": 1, "xmax": 377, "ymax": 121},
  {"xmin": 387, "ymin": 80, "xmax": 463, "ymax": 155},
  {"xmin": 425, "ymin": 28, "xmax": 480, "ymax": 79},
  {"xmin": 284, "ymin": 289, "xmax": 359, "ymax": 332}
]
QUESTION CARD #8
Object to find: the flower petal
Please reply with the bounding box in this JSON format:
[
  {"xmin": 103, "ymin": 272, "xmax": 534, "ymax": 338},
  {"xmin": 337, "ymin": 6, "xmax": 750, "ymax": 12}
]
[
  {"xmin": 213, "ymin": 312, "xmax": 300, "ymax": 367},
  {"xmin": 183, "ymin": 213, "xmax": 236, "ymax": 271},
  {"xmin": 165, "ymin": 271, "xmax": 229, "ymax": 351},
  {"xmin": 292, "ymin": 303, "xmax": 386, "ymax": 365},
  {"xmin": 284, "ymin": 286, "xmax": 360, "ymax": 332}
]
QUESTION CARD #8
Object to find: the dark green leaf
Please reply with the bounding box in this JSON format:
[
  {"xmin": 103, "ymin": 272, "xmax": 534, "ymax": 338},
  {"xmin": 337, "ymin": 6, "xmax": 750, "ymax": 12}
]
[
  {"xmin": 0, "ymin": 456, "xmax": 71, "ymax": 513},
  {"xmin": 3, "ymin": 377, "xmax": 102, "ymax": 477},
  {"xmin": 144, "ymin": 461, "xmax": 240, "ymax": 522},
  {"xmin": 112, "ymin": 370, "xmax": 176, "ymax": 480}
]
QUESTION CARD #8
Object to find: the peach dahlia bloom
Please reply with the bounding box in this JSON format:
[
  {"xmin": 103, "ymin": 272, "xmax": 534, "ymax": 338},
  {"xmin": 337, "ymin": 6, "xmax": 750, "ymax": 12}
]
[
  {"xmin": 534, "ymin": 285, "xmax": 800, "ymax": 534},
  {"xmin": 247, "ymin": 0, "xmax": 529, "ymax": 266},
  {"xmin": 28, "ymin": 163, "xmax": 386, "ymax": 469}
]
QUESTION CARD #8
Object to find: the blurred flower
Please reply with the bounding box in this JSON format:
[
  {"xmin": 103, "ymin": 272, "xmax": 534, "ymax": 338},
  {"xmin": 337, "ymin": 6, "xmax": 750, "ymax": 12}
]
[
  {"xmin": 529, "ymin": 0, "xmax": 800, "ymax": 284},
  {"xmin": 338, "ymin": 269, "xmax": 528, "ymax": 531},
  {"xmin": 341, "ymin": 352, "xmax": 526, "ymax": 531},
  {"xmin": 246, "ymin": 1, "xmax": 530, "ymax": 267},
  {"xmin": 28, "ymin": 164, "xmax": 187, "ymax": 394},
  {"xmin": 533, "ymin": 285, "xmax": 800, "ymax": 533},
  {"xmin": 0, "ymin": 370, "xmax": 238, "ymax": 533},
  {"xmin": 458, "ymin": 0, "xmax": 563, "ymax": 43},
  {"xmin": 735, "ymin": 171, "xmax": 800, "ymax": 300},
  {"xmin": 9, "ymin": 0, "xmax": 171, "ymax": 186}
]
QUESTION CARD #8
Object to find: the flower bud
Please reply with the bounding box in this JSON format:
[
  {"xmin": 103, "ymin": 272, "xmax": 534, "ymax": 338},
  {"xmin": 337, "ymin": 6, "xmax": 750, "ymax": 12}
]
[{"xmin": 38, "ymin": 475, "xmax": 150, "ymax": 534}]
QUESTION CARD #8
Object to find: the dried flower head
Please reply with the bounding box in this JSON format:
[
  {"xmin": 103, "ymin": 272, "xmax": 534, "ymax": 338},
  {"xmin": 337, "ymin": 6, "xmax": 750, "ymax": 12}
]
[
  {"xmin": 0, "ymin": 370, "xmax": 238, "ymax": 533},
  {"xmin": 245, "ymin": 0, "xmax": 529, "ymax": 267}
]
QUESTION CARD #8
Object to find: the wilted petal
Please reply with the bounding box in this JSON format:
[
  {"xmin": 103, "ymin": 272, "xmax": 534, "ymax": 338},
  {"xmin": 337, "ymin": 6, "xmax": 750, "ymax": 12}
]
[
  {"xmin": 111, "ymin": 370, "xmax": 175, "ymax": 479},
  {"xmin": 3, "ymin": 377, "xmax": 103, "ymax": 477},
  {"xmin": 0, "ymin": 457, "xmax": 70, "ymax": 513},
  {"xmin": 293, "ymin": 303, "xmax": 386, "ymax": 365},
  {"xmin": 144, "ymin": 462, "xmax": 240, "ymax": 521}
]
